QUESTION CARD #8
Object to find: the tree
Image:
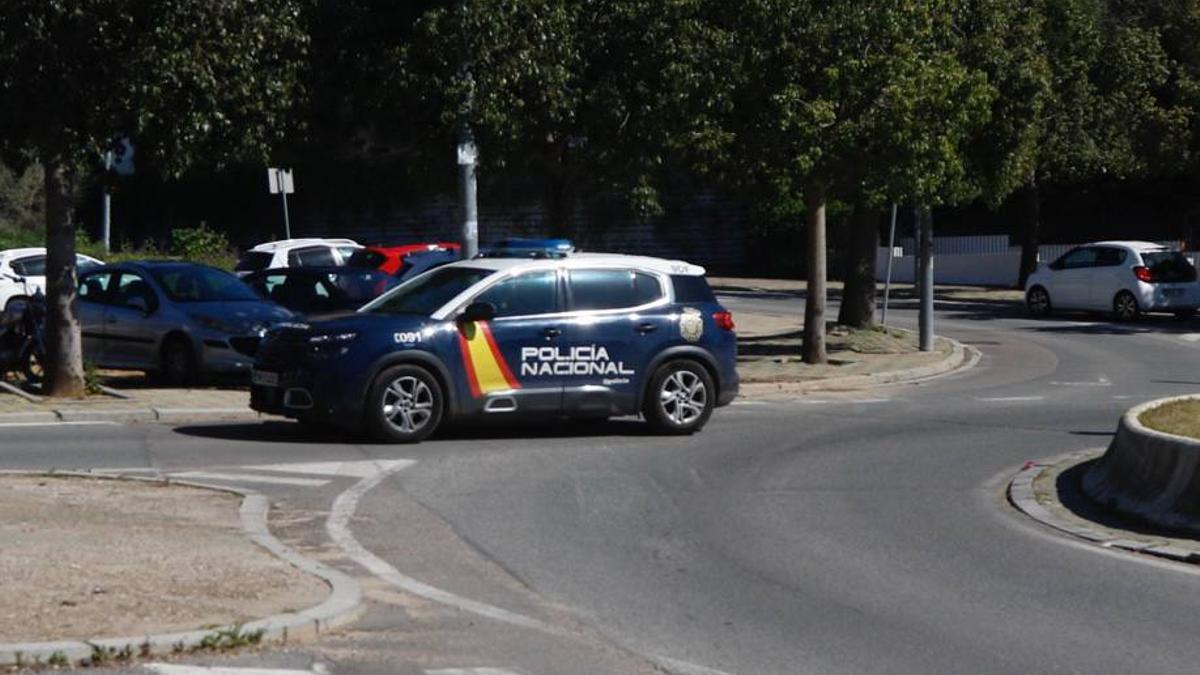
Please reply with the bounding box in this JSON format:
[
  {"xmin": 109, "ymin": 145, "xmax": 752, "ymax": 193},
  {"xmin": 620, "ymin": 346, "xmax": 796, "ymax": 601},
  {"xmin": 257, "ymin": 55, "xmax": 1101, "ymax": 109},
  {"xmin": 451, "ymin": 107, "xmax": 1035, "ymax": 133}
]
[
  {"xmin": 715, "ymin": 1, "xmax": 990, "ymax": 354},
  {"xmin": 402, "ymin": 0, "xmax": 728, "ymax": 235},
  {"xmin": 0, "ymin": 0, "xmax": 307, "ymax": 396}
]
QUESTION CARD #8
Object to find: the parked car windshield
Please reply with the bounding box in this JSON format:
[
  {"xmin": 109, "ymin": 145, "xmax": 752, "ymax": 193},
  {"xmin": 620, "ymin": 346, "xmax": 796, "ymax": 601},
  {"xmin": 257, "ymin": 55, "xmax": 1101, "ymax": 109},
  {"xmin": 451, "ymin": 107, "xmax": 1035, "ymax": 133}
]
[
  {"xmin": 365, "ymin": 266, "xmax": 495, "ymax": 316},
  {"xmin": 1141, "ymin": 250, "xmax": 1198, "ymax": 282},
  {"xmin": 234, "ymin": 251, "xmax": 273, "ymax": 273},
  {"xmin": 151, "ymin": 266, "xmax": 262, "ymax": 302}
]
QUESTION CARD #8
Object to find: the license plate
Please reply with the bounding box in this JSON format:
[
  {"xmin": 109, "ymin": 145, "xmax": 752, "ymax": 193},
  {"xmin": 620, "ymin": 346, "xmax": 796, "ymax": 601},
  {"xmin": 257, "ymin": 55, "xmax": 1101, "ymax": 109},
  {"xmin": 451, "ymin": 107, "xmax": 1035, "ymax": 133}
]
[{"xmin": 251, "ymin": 370, "xmax": 279, "ymax": 387}]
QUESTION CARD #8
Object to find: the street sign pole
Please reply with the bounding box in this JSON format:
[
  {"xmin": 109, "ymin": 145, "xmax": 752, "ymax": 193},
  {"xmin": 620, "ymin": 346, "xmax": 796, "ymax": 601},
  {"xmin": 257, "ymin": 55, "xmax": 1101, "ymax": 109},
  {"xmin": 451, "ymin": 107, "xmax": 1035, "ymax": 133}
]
[
  {"xmin": 918, "ymin": 206, "xmax": 934, "ymax": 352},
  {"xmin": 881, "ymin": 203, "xmax": 897, "ymax": 327},
  {"xmin": 267, "ymin": 168, "xmax": 294, "ymax": 239},
  {"xmin": 101, "ymin": 150, "xmax": 113, "ymax": 254},
  {"xmin": 280, "ymin": 186, "xmax": 292, "ymax": 240}
]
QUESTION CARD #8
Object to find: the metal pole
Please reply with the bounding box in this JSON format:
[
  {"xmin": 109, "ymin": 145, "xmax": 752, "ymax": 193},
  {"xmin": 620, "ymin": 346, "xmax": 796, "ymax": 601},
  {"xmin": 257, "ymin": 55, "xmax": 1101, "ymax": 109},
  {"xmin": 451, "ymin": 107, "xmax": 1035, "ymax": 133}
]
[
  {"xmin": 458, "ymin": 129, "xmax": 479, "ymax": 259},
  {"xmin": 280, "ymin": 190, "xmax": 291, "ymax": 240},
  {"xmin": 919, "ymin": 206, "xmax": 934, "ymax": 352},
  {"xmin": 881, "ymin": 203, "xmax": 897, "ymax": 326},
  {"xmin": 102, "ymin": 150, "xmax": 113, "ymax": 253}
]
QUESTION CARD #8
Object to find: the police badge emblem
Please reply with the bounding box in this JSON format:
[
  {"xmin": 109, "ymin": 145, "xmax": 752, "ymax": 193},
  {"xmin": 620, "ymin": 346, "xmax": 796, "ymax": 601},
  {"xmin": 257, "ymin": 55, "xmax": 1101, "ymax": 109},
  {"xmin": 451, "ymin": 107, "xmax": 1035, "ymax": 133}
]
[{"xmin": 680, "ymin": 307, "xmax": 704, "ymax": 342}]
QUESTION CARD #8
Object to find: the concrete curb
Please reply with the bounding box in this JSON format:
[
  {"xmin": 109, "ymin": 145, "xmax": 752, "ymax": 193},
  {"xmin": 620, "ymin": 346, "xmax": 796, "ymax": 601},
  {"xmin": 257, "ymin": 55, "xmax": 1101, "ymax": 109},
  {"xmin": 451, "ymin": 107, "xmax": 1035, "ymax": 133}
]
[
  {"xmin": 1007, "ymin": 451, "xmax": 1200, "ymax": 565},
  {"xmin": 1082, "ymin": 394, "xmax": 1200, "ymax": 535},
  {"xmin": 0, "ymin": 471, "xmax": 364, "ymax": 668},
  {"xmin": 739, "ymin": 334, "xmax": 980, "ymax": 398},
  {"xmin": 0, "ymin": 407, "xmax": 266, "ymax": 425}
]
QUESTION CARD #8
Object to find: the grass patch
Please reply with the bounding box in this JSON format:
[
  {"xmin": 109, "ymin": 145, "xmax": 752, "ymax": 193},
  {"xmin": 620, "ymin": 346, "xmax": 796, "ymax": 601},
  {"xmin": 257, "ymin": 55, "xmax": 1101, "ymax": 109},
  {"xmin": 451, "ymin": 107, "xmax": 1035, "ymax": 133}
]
[{"xmin": 1139, "ymin": 399, "xmax": 1200, "ymax": 440}]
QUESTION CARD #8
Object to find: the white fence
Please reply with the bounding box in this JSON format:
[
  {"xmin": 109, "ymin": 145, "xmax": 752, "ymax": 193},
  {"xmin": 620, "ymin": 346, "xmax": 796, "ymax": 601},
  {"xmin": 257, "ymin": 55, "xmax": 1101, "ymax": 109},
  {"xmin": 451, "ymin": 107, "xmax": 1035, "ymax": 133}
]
[{"xmin": 877, "ymin": 237, "xmax": 1197, "ymax": 287}]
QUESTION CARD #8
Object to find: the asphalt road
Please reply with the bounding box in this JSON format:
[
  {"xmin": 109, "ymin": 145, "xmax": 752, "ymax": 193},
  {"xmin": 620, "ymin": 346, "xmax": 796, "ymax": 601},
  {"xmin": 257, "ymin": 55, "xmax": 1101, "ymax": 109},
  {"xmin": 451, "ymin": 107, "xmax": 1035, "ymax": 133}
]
[{"xmin": 5, "ymin": 295, "xmax": 1200, "ymax": 674}]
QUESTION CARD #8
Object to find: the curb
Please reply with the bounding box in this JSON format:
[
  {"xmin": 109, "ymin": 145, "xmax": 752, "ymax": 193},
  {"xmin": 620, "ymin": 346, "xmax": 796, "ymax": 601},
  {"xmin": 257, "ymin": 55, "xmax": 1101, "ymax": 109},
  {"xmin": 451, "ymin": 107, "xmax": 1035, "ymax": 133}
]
[
  {"xmin": 1007, "ymin": 451, "xmax": 1200, "ymax": 565},
  {"xmin": 1082, "ymin": 394, "xmax": 1200, "ymax": 534},
  {"xmin": 0, "ymin": 472, "xmax": 364, "ymax": 668},
  {"xmin": 739, "ymin": 334, "xmax": 980, "ymax": 398},
  {"xmin": 0, "ymin": 407, "xmax": 266, "ymax": 425}
]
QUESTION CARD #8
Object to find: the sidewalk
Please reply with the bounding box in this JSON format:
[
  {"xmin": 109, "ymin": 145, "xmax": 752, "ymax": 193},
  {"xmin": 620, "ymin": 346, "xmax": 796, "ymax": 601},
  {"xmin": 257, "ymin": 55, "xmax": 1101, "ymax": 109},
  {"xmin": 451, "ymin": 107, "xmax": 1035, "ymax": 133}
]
[
  {"xmin": 709, "ymin": 276, "xmax": 1024, "ymax": 304},
  {"xmin": 0, "ymin": 382, "xmax": 253, "ymax": 424}
]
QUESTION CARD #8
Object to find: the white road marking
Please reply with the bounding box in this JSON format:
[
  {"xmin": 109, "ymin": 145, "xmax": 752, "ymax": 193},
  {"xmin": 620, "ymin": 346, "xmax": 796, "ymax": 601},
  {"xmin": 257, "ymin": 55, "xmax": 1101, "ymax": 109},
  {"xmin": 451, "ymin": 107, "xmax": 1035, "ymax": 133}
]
[
  {"xmin": 1049, "ymin": 376, "xmax": 1111, "ymax": 387},
  {"xmin": 169, "ymin": 471, "xmax": 330, "ymax": 487},
  {"xmin": 0, "ymin": 421, "xmax": 120, "ymax": 428},
  {"xmin": 426, "ymin": 669, "xmax": 526, "ymax": 675},
  {"xmin": 977, "ymin": 396, "xmax": 1045, "ymax": 402},
  {"xmin": 653, "ymin": 655, "xmax": 738, "ymax": 675},
  {"xmin": 848, "ymin": 398, "xmax": 892, "ymax": 404},
  {"xmin": 1112, "ymin": 395, "xmax": 1133, "ymax": 400},
  {"xmin": 326, "ymin": 462, "xmax": 566, "ymax": 636},
  {"xmin": 244, "ymin": 459, "xmax": 414, "ymax": 478},
  {"xmin": 1180, "ymin": 333, "xmax": 1200, "ymax": 342},
  {"xmin": 143, "ymin": 665, "xmax": 322, "ymax": 675}
]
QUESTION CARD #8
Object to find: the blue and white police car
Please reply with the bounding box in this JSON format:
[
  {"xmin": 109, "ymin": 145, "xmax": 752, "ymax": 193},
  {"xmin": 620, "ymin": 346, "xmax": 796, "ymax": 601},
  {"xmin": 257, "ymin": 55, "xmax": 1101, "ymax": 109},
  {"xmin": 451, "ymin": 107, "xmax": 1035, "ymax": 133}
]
[{"xmin": 249, "ymin": 253, "xmax": 738, "ymax": 442}]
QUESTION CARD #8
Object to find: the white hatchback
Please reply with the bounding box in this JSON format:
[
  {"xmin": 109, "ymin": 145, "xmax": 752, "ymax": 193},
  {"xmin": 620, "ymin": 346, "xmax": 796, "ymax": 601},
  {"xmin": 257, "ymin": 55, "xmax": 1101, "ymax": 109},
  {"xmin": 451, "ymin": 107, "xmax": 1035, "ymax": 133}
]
[
  {"xmin": 0, "ymin": 248, "xmax": 104, "ymax": 310},
  {"xmin": 233, "ymin": 238, "xmax": 362, "ymax": 277},
  {"xmin": 1025, "ymin": 241, "xmax": 1200, "ymax": 321}
]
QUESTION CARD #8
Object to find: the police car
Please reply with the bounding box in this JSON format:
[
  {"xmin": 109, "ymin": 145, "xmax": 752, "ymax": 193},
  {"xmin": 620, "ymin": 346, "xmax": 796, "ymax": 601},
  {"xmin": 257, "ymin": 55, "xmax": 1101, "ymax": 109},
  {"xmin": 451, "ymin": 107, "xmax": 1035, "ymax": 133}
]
[{"xmin": 249, "ymin": 253, "xmax": 738, "ymax": 442}]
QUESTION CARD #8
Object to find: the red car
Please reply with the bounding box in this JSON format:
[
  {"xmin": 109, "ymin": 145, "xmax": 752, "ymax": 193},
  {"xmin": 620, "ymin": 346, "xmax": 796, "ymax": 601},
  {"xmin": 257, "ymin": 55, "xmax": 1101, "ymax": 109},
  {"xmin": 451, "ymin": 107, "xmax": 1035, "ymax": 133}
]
[{"xmin": 348, "ymin": 243, "xmax": 461, "ymax": 276}]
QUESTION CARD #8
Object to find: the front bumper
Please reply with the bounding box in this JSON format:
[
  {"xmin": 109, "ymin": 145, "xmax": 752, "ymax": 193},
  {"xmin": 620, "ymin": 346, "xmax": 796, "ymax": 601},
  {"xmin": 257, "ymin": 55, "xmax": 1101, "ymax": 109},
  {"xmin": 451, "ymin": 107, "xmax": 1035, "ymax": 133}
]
[{"xmin": 248, "ymin": 334, "xmax": 363, "ymax": 421}]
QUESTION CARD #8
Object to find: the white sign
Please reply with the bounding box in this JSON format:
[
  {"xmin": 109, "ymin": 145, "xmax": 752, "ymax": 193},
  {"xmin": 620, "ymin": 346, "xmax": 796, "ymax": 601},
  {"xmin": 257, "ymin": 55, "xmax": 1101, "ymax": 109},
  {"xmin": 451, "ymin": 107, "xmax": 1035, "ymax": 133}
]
[{"xmin": 267, "ymin": 168, "xmax": 295, "ymax": 194}]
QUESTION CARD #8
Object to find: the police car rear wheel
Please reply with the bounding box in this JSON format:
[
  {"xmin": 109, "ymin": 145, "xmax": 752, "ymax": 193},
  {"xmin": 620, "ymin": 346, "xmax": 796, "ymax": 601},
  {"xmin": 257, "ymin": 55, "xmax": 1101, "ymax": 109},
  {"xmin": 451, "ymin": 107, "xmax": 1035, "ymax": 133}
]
[
  {"xmin": 644, "ymin": 360, "xmax": 714, "ymax": 434},
  {"xmin": 368, "ymin": 365, "xmax": 443, "ymax": 443}
]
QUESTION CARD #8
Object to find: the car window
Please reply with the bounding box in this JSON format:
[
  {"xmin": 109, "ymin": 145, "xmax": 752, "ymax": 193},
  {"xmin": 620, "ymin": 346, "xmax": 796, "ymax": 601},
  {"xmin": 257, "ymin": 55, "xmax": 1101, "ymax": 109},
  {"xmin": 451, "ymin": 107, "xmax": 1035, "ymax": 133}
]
[
  {"xmin": 10, "ymin": 256, "xmax": 45, "ymax": 277},
  {"xmin": 113, "ymin": 272, "xmax": 157, "ymax": 311},
  {"xmin": 150, "ymin": 266, "xmax": 261, "ymax": 302},
  {"xmin": 367, "ymin": 266, "xmax": 496, "ymax": 316},
  {"xmin": 323, "ymin": 271, "xmax": 398, "ymax": 304},
  {"xmin": 347, "ymin": 249, "xmax": 387, "ymax": 269},
  {"xmin": 1053, "ymin": 247, "xmax": 1099, "ymax": 270},
  {"xmin": 235, "ymin": 251, "xmax": 273, "ymax": 273},
  {"xmin": 473, "ymin": 270, "xmax": 559, "ymax": 318},
  {"xmin": 671, "ymin": 275, "xmax": 716, "ymax": 303},
  {"xmin": 77, "ymin": 256, "xmax": 102, "ymax": 272},
  {"xmin": 288, "ymin": 246, "xmax": 337, "ymax": 267},
  {"xmin": 335, "ymin": 246, "xmax": 361, "ymax": 263},
  {"xmin": 1094, "ymin": 248, "xmax": 1128, "ymax": 267},
  {"xmin": 568, "ymin": 269, "xmax": 663, "ymax": 310},
  {"xmin": 78, "ymin": 271, "xmax": 115, "ymax": 303},
  {"xmin": 1141, "ymin": 250, "xmax": 1198, "ymax": 282}
]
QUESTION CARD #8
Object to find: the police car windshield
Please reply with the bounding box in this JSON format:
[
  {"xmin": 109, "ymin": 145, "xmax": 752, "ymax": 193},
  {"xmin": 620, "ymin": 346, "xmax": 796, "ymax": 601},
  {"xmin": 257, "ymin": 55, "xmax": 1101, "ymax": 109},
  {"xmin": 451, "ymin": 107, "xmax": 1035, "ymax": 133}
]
[{"xmin": 366, "ymin": 266, "xmax": 495, "ymax": 316}]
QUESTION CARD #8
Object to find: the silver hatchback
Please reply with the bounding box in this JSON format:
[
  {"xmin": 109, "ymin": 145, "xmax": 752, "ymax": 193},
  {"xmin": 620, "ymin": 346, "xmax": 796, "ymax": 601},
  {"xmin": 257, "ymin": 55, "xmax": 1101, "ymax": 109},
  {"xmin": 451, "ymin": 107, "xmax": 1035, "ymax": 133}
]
[{"xmin": 78, "ymin": 261, "xmax": 296, "ymax": 384}]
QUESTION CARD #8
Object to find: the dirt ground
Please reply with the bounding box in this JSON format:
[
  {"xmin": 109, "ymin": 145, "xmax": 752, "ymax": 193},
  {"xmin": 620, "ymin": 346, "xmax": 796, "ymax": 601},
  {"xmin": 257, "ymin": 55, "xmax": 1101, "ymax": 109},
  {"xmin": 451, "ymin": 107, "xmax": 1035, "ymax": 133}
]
[
  {"xmin": 0, "ymin": 476, "xmax": 328, "ymax": 644},
  {"xmin": 737, "ymin": 324, "xmax": 953, "ymax": 385}
]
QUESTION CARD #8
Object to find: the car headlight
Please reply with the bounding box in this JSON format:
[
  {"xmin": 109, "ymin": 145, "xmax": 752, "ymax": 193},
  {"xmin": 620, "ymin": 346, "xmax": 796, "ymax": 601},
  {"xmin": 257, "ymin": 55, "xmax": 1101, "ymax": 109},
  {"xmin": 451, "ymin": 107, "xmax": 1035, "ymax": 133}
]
[{"xmin": 307, "ymin": 332, "xmax": 358, "ymax": 359}]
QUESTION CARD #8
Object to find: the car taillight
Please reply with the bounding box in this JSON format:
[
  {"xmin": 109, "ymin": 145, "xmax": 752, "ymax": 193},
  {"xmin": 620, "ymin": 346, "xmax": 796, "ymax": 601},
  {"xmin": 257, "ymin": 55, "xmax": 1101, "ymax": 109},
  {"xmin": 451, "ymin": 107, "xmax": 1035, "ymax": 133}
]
[
  {"xmin": 713, "ymin": 310, "xmax": 735, "ymax": 331},
  {"xmin": 1134, "ymin": 266, "xmax": 1154, "ymax": 283}
]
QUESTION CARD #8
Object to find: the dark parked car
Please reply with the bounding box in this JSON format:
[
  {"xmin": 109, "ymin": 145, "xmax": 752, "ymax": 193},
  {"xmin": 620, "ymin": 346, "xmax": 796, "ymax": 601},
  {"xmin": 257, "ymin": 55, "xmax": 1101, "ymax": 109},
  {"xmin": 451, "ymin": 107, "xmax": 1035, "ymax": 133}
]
[
  {"xmin": 78, "ymin": 261, "xmax": 296, "ymax": 384},
  {"xmin": 243, "ymin": 267, "xmax": 401, "ymax": 317}
]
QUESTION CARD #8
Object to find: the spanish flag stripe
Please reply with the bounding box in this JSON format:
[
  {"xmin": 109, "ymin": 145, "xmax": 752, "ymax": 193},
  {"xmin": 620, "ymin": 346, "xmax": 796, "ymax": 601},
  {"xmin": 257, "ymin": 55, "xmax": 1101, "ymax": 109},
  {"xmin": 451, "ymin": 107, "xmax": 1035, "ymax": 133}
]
[
  {"xmin": 458, "ymin": 321, "xmax": 520, "ymax": 397},
  {"xmin": 457, "ymin": 329, "xmax": 483, "ymax": 398},
  {"xmin": 479, "ymin": 322, "xmax": 521, "ymax": 390}
]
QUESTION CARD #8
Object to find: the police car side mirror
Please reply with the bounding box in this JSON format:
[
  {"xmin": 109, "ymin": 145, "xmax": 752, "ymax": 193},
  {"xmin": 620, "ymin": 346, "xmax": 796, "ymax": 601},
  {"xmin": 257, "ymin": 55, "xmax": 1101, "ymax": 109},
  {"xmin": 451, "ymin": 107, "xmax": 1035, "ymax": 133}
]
[{"xmin": 460, "ymin": 302, "xmax": 496, "ymax": 323}]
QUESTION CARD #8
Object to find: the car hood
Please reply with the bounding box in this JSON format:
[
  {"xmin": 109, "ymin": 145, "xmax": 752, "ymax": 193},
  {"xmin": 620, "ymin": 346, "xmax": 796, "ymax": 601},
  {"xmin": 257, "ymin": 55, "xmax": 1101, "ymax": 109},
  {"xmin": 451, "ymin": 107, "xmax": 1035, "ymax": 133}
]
[
  {"xmin": 186, "ymin": 301, "xmax": 296, "ymax": 333},
  {"xmin": 304, "ymin": 312, "xmax": 433, "ymax": 335}
]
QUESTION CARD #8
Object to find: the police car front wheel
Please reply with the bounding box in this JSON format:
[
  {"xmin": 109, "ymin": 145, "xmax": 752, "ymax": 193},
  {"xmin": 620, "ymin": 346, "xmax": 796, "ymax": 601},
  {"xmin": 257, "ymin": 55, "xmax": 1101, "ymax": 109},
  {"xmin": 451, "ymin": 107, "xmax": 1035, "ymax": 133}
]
[
  {"xmin": 643, "ymin": 360, "xmax": 715, "ymax": 434},
  {"xmin": 367, "ymin": 365, "xmax": 444, "ymax": 443}
]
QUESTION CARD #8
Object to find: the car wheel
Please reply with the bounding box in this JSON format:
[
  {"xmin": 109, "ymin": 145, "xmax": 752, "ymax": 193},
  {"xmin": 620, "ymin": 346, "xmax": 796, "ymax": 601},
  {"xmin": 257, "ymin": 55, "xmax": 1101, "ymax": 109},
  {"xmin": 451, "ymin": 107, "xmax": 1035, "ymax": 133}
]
[
  {"xmin": 366, "ymin": 364, "xmax": 443, "ymax": 443},
  {"xmin": 160, "ymin": 336, "xmax": 198, "ymax": 386},
  {"xmin": 1113, "ymin": 291, "xmax": 1141, "ymax": 322},
  {"xmin": 643, "ymin": 360, "xmax": 715, "ymax": 435},
  {"xmin": 1026, "ymin": 286, "xmax": 1052, "ymax": 316}
]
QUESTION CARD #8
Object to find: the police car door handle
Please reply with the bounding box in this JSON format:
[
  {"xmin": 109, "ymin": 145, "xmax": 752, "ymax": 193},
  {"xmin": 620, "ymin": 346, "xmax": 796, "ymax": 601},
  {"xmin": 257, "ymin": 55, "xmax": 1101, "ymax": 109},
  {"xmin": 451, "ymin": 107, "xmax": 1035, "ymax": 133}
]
[
  {"xmin": 541, "ymin": 327, "xmax": 562, "ymax": 338},
  {"xmin": 635, "ymin": 322, "xmax": 658, "ymax": 334}
]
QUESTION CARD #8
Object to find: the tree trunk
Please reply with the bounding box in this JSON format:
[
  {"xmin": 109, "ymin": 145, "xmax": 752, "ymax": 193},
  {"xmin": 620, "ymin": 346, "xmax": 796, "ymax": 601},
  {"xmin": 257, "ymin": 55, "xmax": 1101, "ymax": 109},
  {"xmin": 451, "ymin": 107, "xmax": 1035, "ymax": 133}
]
[
  {"xmin": 42, "ymin": 154, "xmax": 85, "ymax": 398},
  {"xmin": 837, "ymin": 205, "xmax": 880, "ymax": 328},
  {"xmin": 544, "ymin": 172, "xmax": 573, "ymax": 238},
  {"xmin": 1017, "ymin": 176, "xmax": 1041, "ymax": 288},
  {"xmin": 802, "ymin": 189, "xmax": 827, "ymax": 364}
]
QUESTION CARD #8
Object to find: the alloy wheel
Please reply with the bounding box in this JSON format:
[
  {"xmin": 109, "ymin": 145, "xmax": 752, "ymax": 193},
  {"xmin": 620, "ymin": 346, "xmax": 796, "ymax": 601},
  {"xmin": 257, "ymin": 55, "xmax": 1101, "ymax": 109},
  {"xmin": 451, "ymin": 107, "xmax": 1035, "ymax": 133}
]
[
  {"xmin": 660, "ymin": 370, "xmax": 707, "ymax": 426},
  {"xmin": 382, "ymin": 375, "xmax": 435, "ymax": 434}
]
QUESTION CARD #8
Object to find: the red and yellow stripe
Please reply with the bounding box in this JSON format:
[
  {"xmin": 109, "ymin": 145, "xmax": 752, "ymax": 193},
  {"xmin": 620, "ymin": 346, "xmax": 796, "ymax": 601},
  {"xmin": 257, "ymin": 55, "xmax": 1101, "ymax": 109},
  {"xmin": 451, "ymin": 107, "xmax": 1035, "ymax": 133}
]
[{"xmin": 458, "ymin": 321, "xmax": 520, "ymax": 397}]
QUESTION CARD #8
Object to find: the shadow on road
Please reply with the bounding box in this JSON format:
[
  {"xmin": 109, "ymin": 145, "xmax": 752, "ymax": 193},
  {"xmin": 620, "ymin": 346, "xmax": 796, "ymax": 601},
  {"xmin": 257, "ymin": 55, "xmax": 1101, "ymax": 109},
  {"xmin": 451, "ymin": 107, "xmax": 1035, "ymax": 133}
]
[
  {"xmin": 1055, "ymin": 460, "xmax": 1185, "ymax": 539},
  {"xmin": 172, "ymin": 417, "xmax": 659, "ymax": 445}
]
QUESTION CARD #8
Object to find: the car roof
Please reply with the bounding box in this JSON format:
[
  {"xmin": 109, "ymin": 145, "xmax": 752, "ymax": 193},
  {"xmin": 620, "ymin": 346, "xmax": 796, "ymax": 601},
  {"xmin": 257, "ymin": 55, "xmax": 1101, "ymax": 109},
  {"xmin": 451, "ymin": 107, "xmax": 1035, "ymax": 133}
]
[
  {"xmin": 248, "ymin": 238, "xmax": 360, "ymax": 253},
  {"xmin": 247, "ymin": 266, "xmax": 391, "ymax": 277},
  {"xmin": 444, "ymin": 252, "xmax": 706, "ymax": 276},
  {"xmin": 1088, "ymin": 240, "xmax": 1175, "ymax": 251}
]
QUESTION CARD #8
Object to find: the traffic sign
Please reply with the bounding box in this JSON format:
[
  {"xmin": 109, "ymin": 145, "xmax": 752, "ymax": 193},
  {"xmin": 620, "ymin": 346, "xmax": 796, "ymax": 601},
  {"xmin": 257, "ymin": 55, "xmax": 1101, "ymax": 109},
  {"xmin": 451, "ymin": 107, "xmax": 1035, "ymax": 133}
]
[{"xmin": 267, "ymin": 168, "xmax": 295, "ymax": 194}]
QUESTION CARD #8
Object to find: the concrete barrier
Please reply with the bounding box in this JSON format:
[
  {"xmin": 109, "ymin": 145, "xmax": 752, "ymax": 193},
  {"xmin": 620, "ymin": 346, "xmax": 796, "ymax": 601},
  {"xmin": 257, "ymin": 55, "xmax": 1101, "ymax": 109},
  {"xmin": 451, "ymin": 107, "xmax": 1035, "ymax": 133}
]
[{"xmin": 1083, "ymin": 394, "xmax": 1200, "ymax": 534}]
